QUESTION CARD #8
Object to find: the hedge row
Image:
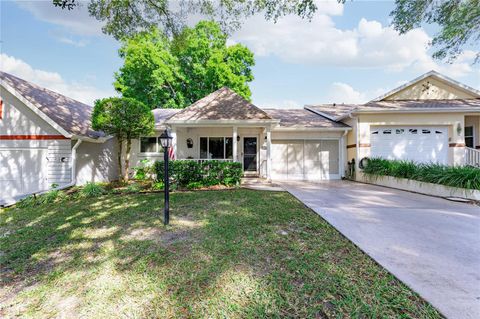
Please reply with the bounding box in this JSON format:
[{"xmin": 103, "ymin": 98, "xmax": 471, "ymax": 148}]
[
  {"xmin": 363, "ymin": 158, "xmax": 480, "ymax": 190},
  {"xmin": 154, "ymin": 160, "xmax": 243, "ymax": 189}
]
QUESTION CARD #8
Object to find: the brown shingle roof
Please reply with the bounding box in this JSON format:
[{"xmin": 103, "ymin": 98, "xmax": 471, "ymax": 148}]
[
  {"xmin": 361, "ymin": 99, "xmax": 480, "ymax": 110},
  {"xmin": 168, "ymin": 87, "xmax": 272, "ymax": 122},
  {"xmin": 0, "ymin": 71, "xmax": 105, "ymax": 139},
  {"xmin": 264, "ymin": 108, "xmax": 349, "ymax": 128},
  {"xmin": 152, "ymin": 108, "xmax": 180, "ymax": 127},
  {"xmin": 305, "ymin": 104, "xmax": 359, "ymax": 121}
]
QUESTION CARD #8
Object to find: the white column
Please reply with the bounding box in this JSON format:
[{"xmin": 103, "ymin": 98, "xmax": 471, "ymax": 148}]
[
  {"xmin": 171, "ymin": 126, "xmax": 177, "ymax": 159},
  {"xmin": 266, "ymin": 126, "xmax": 272, "ymax": 181},
  {"xmin": 232, "ymin": 126, "xmax": 238, "ymax": 162}
]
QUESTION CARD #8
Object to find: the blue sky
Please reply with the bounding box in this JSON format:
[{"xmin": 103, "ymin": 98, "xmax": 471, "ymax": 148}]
[{"xmin": 1, "ymin": 0, "xmax": 479, "ymax": 107}]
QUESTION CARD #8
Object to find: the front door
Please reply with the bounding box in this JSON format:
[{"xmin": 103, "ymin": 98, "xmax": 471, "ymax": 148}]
[{"xmin": 243, "ymin": 137, "xmax": 257, "ymax": 172}]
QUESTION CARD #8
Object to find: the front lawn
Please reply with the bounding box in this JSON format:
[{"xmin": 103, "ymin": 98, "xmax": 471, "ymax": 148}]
[{"xmin": 1, "ymin": 190, "xmax": 440, "ymax": 318}]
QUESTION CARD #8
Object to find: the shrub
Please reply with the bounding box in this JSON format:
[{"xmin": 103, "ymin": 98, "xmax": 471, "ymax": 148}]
[
  {"xmin": 17, "ymin": 195, "xmax": 38, "ymax": 208},
  {"xmin": 363, "ymin": 158, "xmax": 480, "ymax": 190},
  {"xmin": 38, "ymin": 189, "xmax": 60, "ymax": 204},
  {"xmin": 133, "ymin": 159, "xmax": 154, "ymax": 180},
  {"xmin": 154, "ymin": 160, "xmax": 242, "ymax": 189},
  {"xmin": 81, "ymin": 182, "xmax": 105, "ymax": 198}
]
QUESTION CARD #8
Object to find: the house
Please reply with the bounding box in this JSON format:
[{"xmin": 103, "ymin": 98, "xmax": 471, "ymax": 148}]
[
  {"xmin": 0, "ymin": 71, "xmax": 118, "ymax": 204},
  {"xmin": 1, "ymin": 70, "xmax": 479, "ymax": 204}
]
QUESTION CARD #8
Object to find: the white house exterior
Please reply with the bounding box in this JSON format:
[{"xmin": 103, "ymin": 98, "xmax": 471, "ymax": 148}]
[{"xmin": 1, "ymin": 70, "xmax": 479, "ymax": 205}]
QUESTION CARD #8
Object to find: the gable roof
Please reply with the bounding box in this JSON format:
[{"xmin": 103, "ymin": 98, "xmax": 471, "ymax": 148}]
[
  {"xmin": 0, "ymin": 71, "xmax": 106, "ymax": 140},
  {"xmin": 304, "ymin": 104, "xmax": 359, "ymax": 122},
  {"xmin": 371, "ymin": 70, "xmax": 480, "ymax": 102},
  {"xmin": 167, "ymin": 87, "xmax": 274, "ymax": 123},
  {"xmin": 264, "ymin": 108, "xmax": 350, "ymax": 129}
]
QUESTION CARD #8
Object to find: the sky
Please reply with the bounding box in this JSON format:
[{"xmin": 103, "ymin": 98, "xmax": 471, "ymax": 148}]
[{"xmin": 0, "ymin": 0, "xmax": 479, "ymax": 108}]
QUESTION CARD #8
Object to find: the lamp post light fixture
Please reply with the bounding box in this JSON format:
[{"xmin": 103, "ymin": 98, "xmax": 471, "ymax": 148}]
[{"xmin": 159, "ymin": 129, "xmax": 173, "ymax": 225}]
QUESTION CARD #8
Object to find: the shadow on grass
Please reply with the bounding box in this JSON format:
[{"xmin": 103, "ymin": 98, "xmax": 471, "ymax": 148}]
[{"xmin": 0, "ymin": 190, "xmax": 441, "ymax": 318}]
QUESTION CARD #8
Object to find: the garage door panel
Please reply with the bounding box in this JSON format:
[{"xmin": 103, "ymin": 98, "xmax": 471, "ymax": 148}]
[
  {"xmin": 271, "ymin": 139, "xmax": 340, "ymax": 181},
  {"xmin": 371, "ymin": 126, "xmax": 447, "ymax": 164},
  {"xmin": 0, "ymin": 149, "xmax": 48, "ymax": 199}
]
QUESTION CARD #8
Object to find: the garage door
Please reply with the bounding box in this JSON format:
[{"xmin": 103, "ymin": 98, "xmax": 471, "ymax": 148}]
[
  {"xmin": 0, "ymin": 149, "xmax": 48, "ymax": 200},
  {"xmin": 271, "ymin": 140, "xmax": 340, "ymax": 181},
  {"xmin": 370, "ymin": 126, "xmax": 448, "ymax": 164}
]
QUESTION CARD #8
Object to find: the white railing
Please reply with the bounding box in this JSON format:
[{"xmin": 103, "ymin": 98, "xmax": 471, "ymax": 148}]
[
  {"xmin": 175, "ymin": 158, "xmax": 234, "ymax": 164},
  {"xmin": 465, "ymin": 147, "xmax": 480, "ymax": 167}
]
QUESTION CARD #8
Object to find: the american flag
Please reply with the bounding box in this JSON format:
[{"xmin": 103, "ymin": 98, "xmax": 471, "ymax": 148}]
[{"xmin": 168, "ymin": 146, "xmax": 175, "ymax": 160}]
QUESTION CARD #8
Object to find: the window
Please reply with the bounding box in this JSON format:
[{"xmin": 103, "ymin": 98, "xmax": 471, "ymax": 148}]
[
  {"xmin": 422, "ymin": 129, "xmax": 431, "ymax": 134},
  {"xmin": 435, "ymin": 131, "xmax": 443, "ymax": 134},
  {"xmin": 395, "ymin": 129, "xmax": 405, "ymax": 134},
  {"xmin": 140, "ymin": 137, "xmax": 159, "ymax": 153},
  {"xmin": 409, "ymin": 129, "xmax": 418, "ymax": 134},
  {"xmin": 371, "ymin": 130, "xmax": 379, "ymax": 135},
  {"xmin": 383, "ymin": 129, "xmax": 392, "ymax": 134},
  {"xmin": 465, "ymin": 126, "xmax": 474, "ymax": 148},
  {"xmin": 200, "ymin": 137, "xmax": 234, "ymax": 159}
]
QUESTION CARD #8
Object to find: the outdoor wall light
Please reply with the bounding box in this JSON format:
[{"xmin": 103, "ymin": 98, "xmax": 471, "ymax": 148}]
[
  {"xmin": 186, "ymin": 138, "xmax": 193, "ymax": 148},
  {"xmin": 237, "ymin": 135, "xmax": 240, "ymax": 142},
  {"xmin": 456, "ymin": 123, "xmax": 462, "ymax": 136}
]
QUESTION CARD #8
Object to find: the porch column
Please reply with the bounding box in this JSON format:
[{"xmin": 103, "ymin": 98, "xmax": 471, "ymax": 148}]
[
  {"xmin": 266, "ymin": 126, "xmax": 272, "ymax": 181},
  {"xmin": 232, "ymin": 126, "xmax": 238, "ymax": 162},
  {"xmin": 171, "ymin": 126, "xmax": 177, "ymax": 159}
]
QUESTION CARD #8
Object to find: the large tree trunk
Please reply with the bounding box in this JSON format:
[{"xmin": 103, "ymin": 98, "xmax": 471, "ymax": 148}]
[
  {"xmin": 124, "ymin": 138, "xmax": 132, "ymax": 181},
  {"xmin": 117, "ymin": 138, "xmax": 123, "ymax": 181}
]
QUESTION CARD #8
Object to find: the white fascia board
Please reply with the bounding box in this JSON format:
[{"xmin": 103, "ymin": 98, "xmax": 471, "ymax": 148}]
[
  {"xmin": 272, "ymin": 126, "xmax": 352, "ymax": 132},
  {"xmin": 72, "ymin": 134, "xmax": 113, "ymax": 143},
  {"xmin": 370, "ymin": 70, "xmax": 480, "ymax": 102},
  {"xmin": 0, "ymin": 81, "xmax": 72, "ymax": 138}
]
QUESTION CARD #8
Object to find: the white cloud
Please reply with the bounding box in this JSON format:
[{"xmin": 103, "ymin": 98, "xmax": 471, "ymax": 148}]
[
  {"xmin": 327, "ymin": 82, "xmax": 367, "ymax": 104},
  {"xmin": 232, "ymin": 11, "xmax": 477, "ymax": 77},
  {"xmin": 0, "ymin": 53, "xmax": 115, "ymax": 104},
  {"xmin": 15, "ymin": 1, "xmax": 103, "ymax": 36}
]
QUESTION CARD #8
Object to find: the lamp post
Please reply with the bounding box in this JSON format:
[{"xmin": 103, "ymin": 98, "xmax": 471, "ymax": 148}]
[{"xmin": 159, "ymin": 129, "xmax": 173, "ymax": 225}]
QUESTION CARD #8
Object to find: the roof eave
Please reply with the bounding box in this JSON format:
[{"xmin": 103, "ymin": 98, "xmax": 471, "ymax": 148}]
[{"xmin": 352, "ymin": 107, "xmax": 480, "ymax": 114}]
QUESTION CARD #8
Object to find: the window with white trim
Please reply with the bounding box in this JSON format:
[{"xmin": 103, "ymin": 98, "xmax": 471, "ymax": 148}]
[
  {"xmin": 140, "ymin": 137, "xmax": 160, "ymax": 153},
  {"xmin": 199, "ymin": 137, "xmax": 233, "ymax": 159},
  {"xmin": 465, "ymin": 126, "xmax": 474, "ymax": 148}
]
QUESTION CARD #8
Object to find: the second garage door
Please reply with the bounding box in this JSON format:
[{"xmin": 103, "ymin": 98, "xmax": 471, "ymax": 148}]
[
  {"xmin": 370, "ymin": 126, "xmax": 448, "ymax": 164},
  {"xmin": 271, "ymin": 140, "xmax": 340, "ymax": 181},
  {"xmin": 0, "ymin": 149, "xmax": 48, "ymax": 200}
]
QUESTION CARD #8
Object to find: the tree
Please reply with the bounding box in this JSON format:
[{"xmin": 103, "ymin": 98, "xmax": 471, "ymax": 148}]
[
  {"xmin": 52, "ymin": 0, "xmax": 317, "ymax": 39},
  {"xmin": 390, "ymin": 0, "xmax": 479, "ymax": 63},
  {"xmin": 92, "ymin": 97, "xmax": 154, "ymax": 181},
  {"xmin": 114, "ymin": 21, "xmax": 255, "ymax": 109}
]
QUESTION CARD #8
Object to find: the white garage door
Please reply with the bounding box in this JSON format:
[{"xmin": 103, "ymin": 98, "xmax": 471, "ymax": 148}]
[
  {"xmin": 0, "ymin": 149, "xmax": 48, "ymax": 200},
  {"xmin": 370, "ymin": 126, "xmax": 448, "ymax": 164},
  {"xmin": 271, "ymin": 140, "xmax": 340, "ymax": 181}
]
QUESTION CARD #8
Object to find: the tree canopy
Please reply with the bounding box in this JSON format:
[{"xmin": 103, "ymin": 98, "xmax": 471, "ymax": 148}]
[
  {"xmin": 114, "ymin": 21, "xmax": 255, "ymax": 109},
  {"xmin": 92, "ymin": 97, "xmax": 154, "ymax": 180},
  {"xmin": 53, "ymin": 0, "xmax": 317, "ymax": 39},
  {"xmin": 390, "ymin": 0, "xmax": 479, "ymax": 63},
  {"xmin": 54, "ymin": 0, "xmax": 479, "ymax": 64}
]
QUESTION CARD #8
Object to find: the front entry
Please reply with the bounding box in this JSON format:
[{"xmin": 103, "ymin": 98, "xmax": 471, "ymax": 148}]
[{"xmin": 243, "ymin": 137, "xmax": 257, "ymax": 172}]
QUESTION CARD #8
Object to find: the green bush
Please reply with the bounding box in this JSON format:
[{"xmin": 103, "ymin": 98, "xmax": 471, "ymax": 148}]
[
  {"xmin": 363, "ymin": 158, "xmax": 480, "ymax": 190},
  {"xmin": 133, "ymin": 159, "xmax": 154, "ymax": 180},
  {"xmin": 154, "ymin": 160, "xmax": 242, "ymax": 189},
  {"xmin": 17, "ymin": 195, "xmax": 38, "ymax": 208},
  {"xmin": 81, "ymin": 182, "xmax": 106, "ymax": 198}
]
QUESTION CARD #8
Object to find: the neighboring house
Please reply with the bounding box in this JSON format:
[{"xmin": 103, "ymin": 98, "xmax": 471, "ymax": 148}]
[
  {"xmin": 1, "ymin": 69, "xmax": 479, "ymax": 204},
  {"xmin": 0, "ymin": 71, "xmax": 117, "ymax": 204}
]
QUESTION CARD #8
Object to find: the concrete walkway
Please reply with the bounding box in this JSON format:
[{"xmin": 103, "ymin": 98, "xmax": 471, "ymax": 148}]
[{"xmin": 281, "ymin": 180, "xmax": 480, "ymax": 319}]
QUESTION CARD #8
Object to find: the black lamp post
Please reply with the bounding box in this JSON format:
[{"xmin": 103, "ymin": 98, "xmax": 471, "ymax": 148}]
[{"xmin": 159, "ymin": 129, "xmax": 173, "ymax": 225}]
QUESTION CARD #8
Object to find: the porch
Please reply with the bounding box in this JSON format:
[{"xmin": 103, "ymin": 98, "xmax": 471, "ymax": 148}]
[{"xmin": 465, "ymin": 115, "xmax": 480, "ymax": 166}]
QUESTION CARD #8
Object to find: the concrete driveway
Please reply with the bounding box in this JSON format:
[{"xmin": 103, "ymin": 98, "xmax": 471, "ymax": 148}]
[{"xmin": 281, "ymin": 180, "xmax": 480, "ymax": 319}]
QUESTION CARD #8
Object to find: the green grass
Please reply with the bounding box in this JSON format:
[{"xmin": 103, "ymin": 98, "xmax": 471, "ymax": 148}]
[
  {"xmin": 0, "ymin": 190, "xmax": 441, "ymax": 318},
  {"xmin": 363, "ymin": 158, "xmax": 480, "ymax": 190}
]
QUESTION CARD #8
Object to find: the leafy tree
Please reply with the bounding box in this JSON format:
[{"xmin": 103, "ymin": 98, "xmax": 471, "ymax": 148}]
[
  {"xmin": 114, "ymin": 21, "xmax": 255, "ymax": 108},
  {"xmin": 53, "ymin": 0, "xmax": 317, "ymax": 39},
  {"xmin": 92, "ymin": 97, "xmax": 154, "ymax": 181},
  {"xmin": 390, "ymin": 0, "xmax": 479, "ymax": 63}
]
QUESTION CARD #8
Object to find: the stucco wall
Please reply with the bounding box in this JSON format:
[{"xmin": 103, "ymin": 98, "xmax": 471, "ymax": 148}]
[
  {"xmin": 385, "ymin": 77, "xmax": 477, "ymax": 100},
  {"xmin": 76, "ymin": 138, "xmax": 119, "ymax": 185},
  {"xmin": 465, "ymin": 116, "xmax": 480, "ymax": 148}
]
